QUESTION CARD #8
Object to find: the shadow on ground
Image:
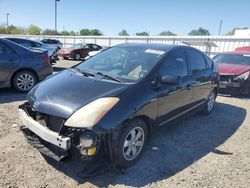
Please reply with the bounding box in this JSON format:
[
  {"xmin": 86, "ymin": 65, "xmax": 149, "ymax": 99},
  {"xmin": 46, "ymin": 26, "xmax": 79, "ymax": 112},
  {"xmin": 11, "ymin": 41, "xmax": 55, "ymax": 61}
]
[
  {"xmin": 45, "ymin": 101, "xmax": 246, "ymax": 187},
  {"xmin": 0, "ymin": 88, "xmax": 26, "ymax": 104}
]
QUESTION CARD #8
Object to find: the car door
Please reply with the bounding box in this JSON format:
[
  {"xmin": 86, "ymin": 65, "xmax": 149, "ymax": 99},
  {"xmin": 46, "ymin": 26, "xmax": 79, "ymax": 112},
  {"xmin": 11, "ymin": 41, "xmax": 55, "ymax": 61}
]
[
  {"xmin": 0, "ymin": 42, "xmax": 19, "ymax": 86},
  {"xmin": 187, "ymin": 49, "xmax": 211, "ymax": 104},
  {"xmin": 80, "ymin": 44, "xmax": 91, "ymax": 57},
  {"xmin": 156, "ymin": 49, "xmax": 193, "ymax": 125}
]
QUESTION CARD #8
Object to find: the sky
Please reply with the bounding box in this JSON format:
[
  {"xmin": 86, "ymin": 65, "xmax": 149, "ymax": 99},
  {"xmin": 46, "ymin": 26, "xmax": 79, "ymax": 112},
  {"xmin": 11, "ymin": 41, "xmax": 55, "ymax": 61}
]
[{"xmin": 0, "ymin": 0, "xmax": 250, "ymax": 36}]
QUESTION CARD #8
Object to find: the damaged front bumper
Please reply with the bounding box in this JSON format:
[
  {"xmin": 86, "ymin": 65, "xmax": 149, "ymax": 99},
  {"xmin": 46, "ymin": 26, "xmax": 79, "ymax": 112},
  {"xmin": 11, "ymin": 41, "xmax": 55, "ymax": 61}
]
[
  {"xmin": 19, "ymin": 104, "xmax": 103, "ymax": 161},
  {"xmin": 219, "ymin": 79, "xmax": 250, "ymax": 96}
]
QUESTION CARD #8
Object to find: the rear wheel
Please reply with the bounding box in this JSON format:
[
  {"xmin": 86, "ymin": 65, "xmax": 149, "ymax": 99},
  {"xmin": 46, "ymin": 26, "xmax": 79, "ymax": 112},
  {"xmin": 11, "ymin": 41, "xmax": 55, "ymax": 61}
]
[
  {"xmin": 114, "ymin": 118, "xmax": 148, "ymax": 168},
  {"xmin": 12, "ymin": 71, "xmax": 37, "ymax": 93},
  {"xmin": 63, "ymin": 57, "xmax": 68, "ymax": 60},
  {"xmin": 202, "ymin": 90, "xmax": 216, "ymax": 114},
  {"xmin": 74, "ymin": 53, "xmax": 81, "ymax": 60}
]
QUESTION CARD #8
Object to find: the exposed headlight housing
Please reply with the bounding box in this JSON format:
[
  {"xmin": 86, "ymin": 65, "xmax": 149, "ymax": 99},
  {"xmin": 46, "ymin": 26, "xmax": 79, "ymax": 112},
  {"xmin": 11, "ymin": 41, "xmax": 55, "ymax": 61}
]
[
  {"xmin": 234, "ymin": 71, "xmax": 250, "ymax": 81},
  {"xmin": 64, "ymin": 97, "xmax": 119, "ymax": 128}
]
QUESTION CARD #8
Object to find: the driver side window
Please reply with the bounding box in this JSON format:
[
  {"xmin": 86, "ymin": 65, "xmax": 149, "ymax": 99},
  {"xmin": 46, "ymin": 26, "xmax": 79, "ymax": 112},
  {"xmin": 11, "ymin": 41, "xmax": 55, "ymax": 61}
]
[{"xmin": 160, "ymin": 49, "xmax": 188, "ymax": 77}]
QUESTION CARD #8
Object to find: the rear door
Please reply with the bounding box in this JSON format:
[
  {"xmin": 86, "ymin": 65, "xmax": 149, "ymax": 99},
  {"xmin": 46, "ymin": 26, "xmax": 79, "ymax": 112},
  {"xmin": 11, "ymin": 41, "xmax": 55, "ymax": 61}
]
[
  {"xmin": 0, "ymin": 42, "xmax": 19, "ymax": 86},
  {"xmin": 187, "ymin": 49, "xmax": 211, "ymax": 103},
  {"xmin": 156, "ymin": 49, "xmax": 193, "ymax": 125}
]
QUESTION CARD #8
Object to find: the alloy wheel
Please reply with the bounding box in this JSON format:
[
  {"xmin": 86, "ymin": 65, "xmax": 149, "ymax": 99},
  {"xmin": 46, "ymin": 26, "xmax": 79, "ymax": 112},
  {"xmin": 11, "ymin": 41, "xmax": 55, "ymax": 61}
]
[{"xmin": 16, "ymin": 73, "xmax": 35, "ymax": 91}]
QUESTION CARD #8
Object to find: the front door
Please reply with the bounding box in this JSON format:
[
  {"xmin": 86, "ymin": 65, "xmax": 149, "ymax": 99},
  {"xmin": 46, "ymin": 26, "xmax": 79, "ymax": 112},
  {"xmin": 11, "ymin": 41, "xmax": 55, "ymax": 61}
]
[{"xmin": 156, "ymin": 49, "xmax": 193, "ymax": 126}]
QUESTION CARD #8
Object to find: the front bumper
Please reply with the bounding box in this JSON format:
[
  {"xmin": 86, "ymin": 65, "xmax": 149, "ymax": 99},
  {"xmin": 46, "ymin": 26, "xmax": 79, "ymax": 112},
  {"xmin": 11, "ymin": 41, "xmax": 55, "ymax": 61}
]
[
  {"xmin": 19, "ymin": 108, "xmax": 71, "ymax": 150},
  {"xmin": 219, "ymin": 80, "xmax": 250, "ymax": 95}
]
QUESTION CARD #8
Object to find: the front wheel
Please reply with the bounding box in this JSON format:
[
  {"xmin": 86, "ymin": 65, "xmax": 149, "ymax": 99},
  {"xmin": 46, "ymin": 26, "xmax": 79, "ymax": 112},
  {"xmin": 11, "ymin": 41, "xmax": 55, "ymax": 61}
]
[
  {"xmin": 114, "ymin": 118, "xmax": 148, "ymax": 168},
  {"xmin": 74, "ymin": 53, "xmax": 81, "ymax": 60},
  {"xmin": 202, "ymin": 90, "xmax": 216, "ymax": 114}
]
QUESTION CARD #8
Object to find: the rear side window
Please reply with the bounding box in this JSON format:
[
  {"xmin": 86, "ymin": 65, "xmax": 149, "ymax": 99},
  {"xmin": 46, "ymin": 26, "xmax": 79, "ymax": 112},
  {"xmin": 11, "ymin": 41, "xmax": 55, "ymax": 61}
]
[
  {"xmin": 0, "ymin": 42, "xmax": 15, "ymax": 54},
  {"xmin": 188, "ymin": 49, "xmax": 207, "ymax": 73},
  {"xmin": 160, "ymin": 49, "xmax": 188, "ymax": 77},
  {"xmin": 204, "ymin": 55, "xmax": 213, "ymax": 69}
]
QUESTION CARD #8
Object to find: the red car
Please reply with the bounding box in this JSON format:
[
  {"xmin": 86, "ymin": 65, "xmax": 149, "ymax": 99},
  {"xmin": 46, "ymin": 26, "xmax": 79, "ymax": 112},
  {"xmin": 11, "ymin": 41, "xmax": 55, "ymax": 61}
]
[
  {"xmin": 213, "ymin": 51, "xmax": 250, "ymax": 96},
  {"xmin": 58, "ymin": 43, "xmax": 102, "ymax": 60}
]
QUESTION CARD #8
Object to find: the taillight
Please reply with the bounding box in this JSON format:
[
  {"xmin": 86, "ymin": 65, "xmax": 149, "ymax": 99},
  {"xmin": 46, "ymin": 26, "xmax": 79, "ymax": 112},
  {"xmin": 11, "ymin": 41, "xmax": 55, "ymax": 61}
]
[{"xmin": 44, "ymin": 56, "xmax": 50, "ymax": 64}]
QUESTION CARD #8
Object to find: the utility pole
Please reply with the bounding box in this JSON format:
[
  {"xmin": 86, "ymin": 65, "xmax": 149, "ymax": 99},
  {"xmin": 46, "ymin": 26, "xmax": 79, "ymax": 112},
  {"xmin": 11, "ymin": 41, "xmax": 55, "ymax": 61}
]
[
  {"xmin": 6, "ymin": 13, "xmax": 10, "ymax": 34},
  {"xmin": 218, "ymin": 20, "xmax": 222, "ymax": 36},
  {"xmin": 55, "ymin": 0, "xmax": 60, "ymax": 34}
]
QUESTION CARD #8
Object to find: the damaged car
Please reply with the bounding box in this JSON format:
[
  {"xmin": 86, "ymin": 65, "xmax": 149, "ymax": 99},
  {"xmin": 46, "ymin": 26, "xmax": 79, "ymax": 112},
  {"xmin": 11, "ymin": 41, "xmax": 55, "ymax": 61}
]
[
  {"xmin": 19, "ymin": 43, "xmax": 219, "ymax": 167},
  {"xmin": 213, "ymin": 52, "xmax": 250, "ymax": 96}
]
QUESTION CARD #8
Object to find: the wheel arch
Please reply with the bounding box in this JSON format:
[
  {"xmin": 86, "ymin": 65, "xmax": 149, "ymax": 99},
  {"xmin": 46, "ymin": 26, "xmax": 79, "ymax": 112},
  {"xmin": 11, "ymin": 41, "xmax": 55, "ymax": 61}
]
[{"xmin": 11, "ymin": 68, "xmax": 39, "ymax": 87}]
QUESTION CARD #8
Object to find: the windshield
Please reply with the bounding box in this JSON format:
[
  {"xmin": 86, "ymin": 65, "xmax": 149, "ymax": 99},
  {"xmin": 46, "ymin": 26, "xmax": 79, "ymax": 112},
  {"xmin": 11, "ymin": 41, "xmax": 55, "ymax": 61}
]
[
  {"xmin": 213, "ymin": 54, "xmax": 250, "ymax": 65},
  {"xmin": 71, "ymin": 43, "xmax": 84, "ymax": 49},
  {"xmin": 76, "ymin": 46, "xmax": 165, "ymax": 83}
]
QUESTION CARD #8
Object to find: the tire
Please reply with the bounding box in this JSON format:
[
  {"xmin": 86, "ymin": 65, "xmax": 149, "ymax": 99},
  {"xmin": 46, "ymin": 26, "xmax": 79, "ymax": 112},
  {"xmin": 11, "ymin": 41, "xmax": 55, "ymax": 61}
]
[
  {"xmin": 74, "ymin": 53, "xmax": 81, "ymax": 60},
  {"xmin": 63, "ymin": 57, "xmax": 68, "ymax": 60},
  {"xmin": 114, "ymin": 118, "xmax": 148, "ymax": 168},
  {"xmin": 202, "ymin": 90, "xmax": 216, "ymax": 114},
  {"xmin": 12, "ymin": 71, "xmax": 37, "ymax": 93}
]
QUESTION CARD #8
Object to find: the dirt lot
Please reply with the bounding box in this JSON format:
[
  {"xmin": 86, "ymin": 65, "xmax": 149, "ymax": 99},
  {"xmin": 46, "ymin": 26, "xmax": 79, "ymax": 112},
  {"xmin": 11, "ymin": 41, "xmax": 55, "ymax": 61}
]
[{"xmin": 0, "ymin": 59, "xmax": 250, "ymax": 188}]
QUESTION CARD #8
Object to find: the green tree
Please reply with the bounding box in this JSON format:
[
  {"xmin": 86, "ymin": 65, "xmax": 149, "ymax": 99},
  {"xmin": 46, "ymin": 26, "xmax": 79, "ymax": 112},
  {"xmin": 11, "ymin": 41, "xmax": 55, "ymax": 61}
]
[
  {"xmin": 226, "ymin": 27, "xmax": 248, "ymax": 35},
  {"xmin": 80, "ymin": 29, "xmax": 91, "ymax": 35},
  {"xmin": 136, "ymin": 31, "xmax": 149, "ymax": 36},
  {"xmin": 41, "ymin": 29, "xmax": 58, "ymax": 35},
  {"xmin": 69, "ymin": 31, "xmax": 76, "ymax": 36},
  {"xmin": 188, "ymin": 27, "xmax": 210, "ymax": 36},
  {"xmin": 27, "ymin": 24, "xmax": 41, "ymax": 35},
  {"xmin": 61, "ymin": 30, "xmax": 70, "ymax": 35},
  {"xmin": 0, "ymin": 25, "xmax": 7, "ymax": 34},
  {"xmin": 159, "ymin": 31, "xmax": 176, "ymax": 36},
  {"xmin": 8, "ymin": 25, "xmax": 23, "ymax": 34},
  {"xmin": 91, "ymin": 29, "xmax": 103, "ymax": 36},
  {"xmin": 118, "ymin": 29, "xmax": 129, "ymax": 36}
]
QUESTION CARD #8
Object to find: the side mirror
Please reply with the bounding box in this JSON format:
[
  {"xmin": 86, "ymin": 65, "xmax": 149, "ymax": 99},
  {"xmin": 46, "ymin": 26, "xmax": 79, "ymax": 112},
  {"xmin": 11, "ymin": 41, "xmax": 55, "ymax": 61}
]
[{"xmin": 161, "ymin": 75, "xmax": 181, "ymax": 85}]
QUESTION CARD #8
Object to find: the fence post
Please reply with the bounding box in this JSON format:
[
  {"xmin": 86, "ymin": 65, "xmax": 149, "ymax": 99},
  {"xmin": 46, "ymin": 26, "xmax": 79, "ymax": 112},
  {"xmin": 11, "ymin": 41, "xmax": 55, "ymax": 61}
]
[{"xmin": 109, "ymin": 37, "xmax": 111, "ymax": 46}]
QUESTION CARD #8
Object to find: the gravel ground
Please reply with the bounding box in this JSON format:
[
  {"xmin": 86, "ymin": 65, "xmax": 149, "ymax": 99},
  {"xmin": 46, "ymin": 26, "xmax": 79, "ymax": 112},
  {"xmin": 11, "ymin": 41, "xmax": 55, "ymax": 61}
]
[{"xmin": 0, "ymin": 59, "xmax": 250, "ymax": 188}]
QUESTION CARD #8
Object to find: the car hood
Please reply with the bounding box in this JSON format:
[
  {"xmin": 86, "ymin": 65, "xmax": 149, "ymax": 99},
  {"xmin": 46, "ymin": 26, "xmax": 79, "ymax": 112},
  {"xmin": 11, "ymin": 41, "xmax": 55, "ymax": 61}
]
[
  {"xmin": 27, "ymin": 69, "xmax": 129, "ymax": 118},
  {"xmin": 218, "ymin": 63, "xmax": 250, "ymax": 75}
]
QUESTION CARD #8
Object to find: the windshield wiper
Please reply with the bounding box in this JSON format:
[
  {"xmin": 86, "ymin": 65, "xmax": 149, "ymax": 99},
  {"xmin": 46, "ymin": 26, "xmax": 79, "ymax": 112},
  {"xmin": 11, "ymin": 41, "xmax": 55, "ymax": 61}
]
[
  {"xmin": 72, "ymin": 68, "xmax": 95, "ymax": 77},
  {"xmin": 96, "ymin": 72, "xmax": 123, "ymax": 83}
]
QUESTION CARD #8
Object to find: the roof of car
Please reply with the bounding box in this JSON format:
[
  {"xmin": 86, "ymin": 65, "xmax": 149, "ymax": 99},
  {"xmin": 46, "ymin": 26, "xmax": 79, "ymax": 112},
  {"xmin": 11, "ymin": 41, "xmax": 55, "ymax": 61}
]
[
  {"xmin": 217, "ymin": 51, "xmax": 250, "ymax": 55},
  {"xmin": 115, "ymin": 43, "xmax": 182, "ymax": 52}
]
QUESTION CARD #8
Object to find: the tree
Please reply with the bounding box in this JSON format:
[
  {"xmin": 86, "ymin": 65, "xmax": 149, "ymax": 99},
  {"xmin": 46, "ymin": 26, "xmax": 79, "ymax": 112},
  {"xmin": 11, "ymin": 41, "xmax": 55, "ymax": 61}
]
[
  {"xmin": 79, "ymin": 28, "xmax": 103, "ymax": 36},
  {"xmin": 136, "ymin": 31, "xmax": 149, "ymax": 36},
  {"xmin": 118, "ymin": 29, "xmax": 129, "ymax": 36},
  {"xmin": 188, "ymin": 27, "xmax": 210, "ymax": 36},
  {"xmin": 41, "ymin": 29, "xmax": 58, "ymax": 35},
  {"xmin": 0, "ymin": 25, "xmax": 7, "ymax": 34},
  {"xmin": 8, "ymin": 25, "xmax": 23, "ymax": 34},
  {"xmin": 159, "ymin": 31, "xmax": 176, "ymax": 36},
  {"xmin": 27, "ymin": 24, "xmax": 41, "ymax": 35},
  {"xmin": 226, "ymin": 27, "xmax": 248, "ymax": 35},
  {"xmin": 61, "ymin": 30, "xmax": 70, "ymax": 36},
  {"xmin": 79, "ymin": 29, "xmax": 91, "ymax": 35},
  {"xmin": 69, "ymin": 31, "xmax": 76, "ymax": 36}
]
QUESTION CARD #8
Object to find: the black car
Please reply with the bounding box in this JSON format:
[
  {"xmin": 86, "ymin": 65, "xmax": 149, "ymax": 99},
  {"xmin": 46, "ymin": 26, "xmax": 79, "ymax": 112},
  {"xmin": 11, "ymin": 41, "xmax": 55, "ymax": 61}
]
[
  {"xmin": 19, "ymin": 43, "xmax": 219, "ymax": 167},
  {"xmin": 0, "ymin": 38, "xmax": 52, "ymax": 92}
]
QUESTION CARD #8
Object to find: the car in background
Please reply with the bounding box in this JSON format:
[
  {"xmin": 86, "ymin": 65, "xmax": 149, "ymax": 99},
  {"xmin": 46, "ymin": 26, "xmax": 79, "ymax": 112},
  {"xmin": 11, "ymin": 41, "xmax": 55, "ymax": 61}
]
[
  {"xmin": 40, "ymin": 39, "xmax": 63, "ymax": 51},
  {"xmin": 213, "ymin": 52, "xmax": 250, "ymax": 96},
  {"xmin": 0, "ymin": 38, "xmax": 52, "ymax": 93},
  {"xmin": 19, "ymin": 44, "xmax": 219, "ymax": 167},
  {"xmin": 58, "ymin": 43, "xmax": 102, "ymax": 60},
  {"xmin": 235, "ymin": 46, "xmax": 250, "ymax": 52},
  {"xmin": 5, "ymin": 37, "xmax": 58, "ymax": 64}
]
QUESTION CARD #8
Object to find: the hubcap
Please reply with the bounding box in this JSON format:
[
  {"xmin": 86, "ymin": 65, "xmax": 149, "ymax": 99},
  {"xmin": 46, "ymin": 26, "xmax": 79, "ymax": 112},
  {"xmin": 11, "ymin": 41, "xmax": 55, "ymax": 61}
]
[
  {"xmin": 75, "ymin": 54, "xmax": 81, "ymax": 60},
  {"xmin": 16, "ymin": 73, "xmax": 34, "ymax": 91},
  {"xmin": 123, "ymin": 127, "xmax": 145, "ymax": 161},
  {"xmin": 207, "ymin": 92, "xmax": 215, "ymax": 112}
]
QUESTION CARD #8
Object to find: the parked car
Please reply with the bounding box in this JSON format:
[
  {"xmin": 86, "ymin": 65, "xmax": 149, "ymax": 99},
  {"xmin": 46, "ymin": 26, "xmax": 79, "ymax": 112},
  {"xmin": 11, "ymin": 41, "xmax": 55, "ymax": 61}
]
[
  {"xmin": 58, "ymin": 43, "xmax": 102, "ymax": 60},
  {"xmin": 0, "ymin": 38, "xmax": 52, "ymax": 92},
  {"xmin": 5, "ymin": 37, "xmax": 58, "ymax": 64},
  {"xmin": 86, "ymin": 46, "xmax": 109, "ymax": 59},
  {"xmin": 213, "ymin": 52, "xmax": 250, "ymax": 96},
  {"xmin": 19, "ymin": 44, "xmax": 219, "ymax": 167},
  {"xmin": 40, "ymin": 39, "xmax": 63, "ymax": 51},
  {"xmin": 235, "ymin": 46, "xmax": 250, "ymax": 52}
]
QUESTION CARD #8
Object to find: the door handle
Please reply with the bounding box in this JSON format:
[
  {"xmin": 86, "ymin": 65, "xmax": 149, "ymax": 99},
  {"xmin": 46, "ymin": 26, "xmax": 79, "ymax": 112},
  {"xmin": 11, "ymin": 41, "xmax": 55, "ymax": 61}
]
[{"xmin": 9, "ymin": 59, "xmax": 16, "ymax": 62}]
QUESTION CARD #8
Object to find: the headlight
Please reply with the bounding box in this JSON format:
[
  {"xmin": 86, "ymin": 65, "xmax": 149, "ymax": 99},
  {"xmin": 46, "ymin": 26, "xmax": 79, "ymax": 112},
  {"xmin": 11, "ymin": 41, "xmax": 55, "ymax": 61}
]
[
  {"xmin": 65, "ymin": 97, "xmax": 119, "ymax": 128},
  {"xmin": 234, "ymin": 71, "xmax": 250, "ymax": 81}
]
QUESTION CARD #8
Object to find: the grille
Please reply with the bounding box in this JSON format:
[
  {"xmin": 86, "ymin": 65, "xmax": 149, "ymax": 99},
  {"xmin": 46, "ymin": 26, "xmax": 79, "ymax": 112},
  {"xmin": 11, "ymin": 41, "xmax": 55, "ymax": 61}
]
[
  {"xmin": 24, "ymin": 104, "xmax": 64, "ymax": 133},
  {"xmin": 220, "ymin": 75, "xmax": 236, "ymax": 82}
]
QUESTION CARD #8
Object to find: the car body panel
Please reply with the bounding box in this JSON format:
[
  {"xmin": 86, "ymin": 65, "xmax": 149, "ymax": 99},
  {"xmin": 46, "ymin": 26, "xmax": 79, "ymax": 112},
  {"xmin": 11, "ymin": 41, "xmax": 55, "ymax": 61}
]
[{"xmin": 218, "ymin": 63, "xmax": 250, "ymax": 75}]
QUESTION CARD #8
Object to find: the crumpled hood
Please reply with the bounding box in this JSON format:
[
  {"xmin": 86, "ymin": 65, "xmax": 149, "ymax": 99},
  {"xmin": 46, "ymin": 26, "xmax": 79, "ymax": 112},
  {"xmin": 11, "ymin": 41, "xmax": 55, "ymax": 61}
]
[
  {"xmin": 218, "ymin": 63, "xmax": 250, "ymax": 75},
  {"xmin": 27, "ymin": 69, "xmax": 129, "ymax": 118}
]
